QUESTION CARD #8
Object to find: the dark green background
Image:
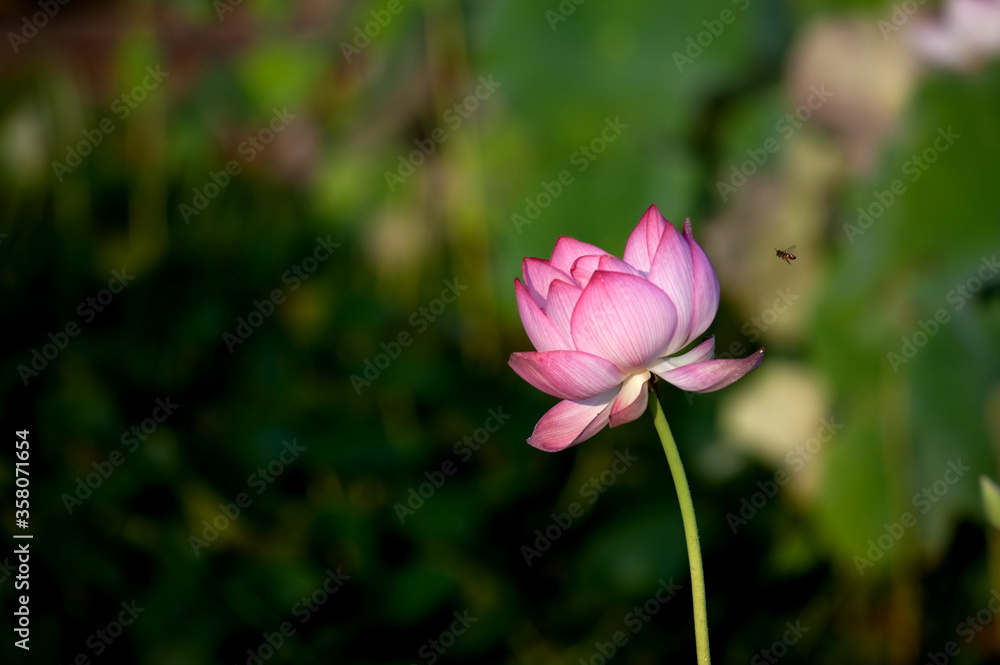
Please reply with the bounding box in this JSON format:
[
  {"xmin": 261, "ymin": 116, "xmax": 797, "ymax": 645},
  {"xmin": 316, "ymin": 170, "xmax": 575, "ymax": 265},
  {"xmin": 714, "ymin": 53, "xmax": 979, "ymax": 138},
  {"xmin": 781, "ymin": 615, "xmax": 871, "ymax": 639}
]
[{"xmin": 1, "ymin": 0, "xmax": 999, "ymax": 663}]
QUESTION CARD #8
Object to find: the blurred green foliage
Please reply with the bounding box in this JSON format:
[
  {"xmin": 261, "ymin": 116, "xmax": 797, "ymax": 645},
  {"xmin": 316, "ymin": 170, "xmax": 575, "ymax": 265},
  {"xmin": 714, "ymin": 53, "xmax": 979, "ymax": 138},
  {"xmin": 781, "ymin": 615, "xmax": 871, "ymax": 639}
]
[{"xmin": 1, "ymin": 0, "xmax": 999, "ymax": 664}]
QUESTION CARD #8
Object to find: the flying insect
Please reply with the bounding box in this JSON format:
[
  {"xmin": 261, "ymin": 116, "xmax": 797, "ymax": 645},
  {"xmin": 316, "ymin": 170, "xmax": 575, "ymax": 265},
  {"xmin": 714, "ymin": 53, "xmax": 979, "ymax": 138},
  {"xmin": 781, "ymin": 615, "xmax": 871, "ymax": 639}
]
[{"xmin": 775, "ymin": 245, "xmax": 797, "ymax": 264}]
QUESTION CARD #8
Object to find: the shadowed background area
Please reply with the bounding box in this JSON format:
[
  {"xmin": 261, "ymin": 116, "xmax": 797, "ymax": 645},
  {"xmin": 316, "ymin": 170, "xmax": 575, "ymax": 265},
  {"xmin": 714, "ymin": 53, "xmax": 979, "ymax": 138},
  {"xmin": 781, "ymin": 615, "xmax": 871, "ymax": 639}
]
[{"xmin": 1, "ymin": 0, "xmax": 999, "ymax": 663}]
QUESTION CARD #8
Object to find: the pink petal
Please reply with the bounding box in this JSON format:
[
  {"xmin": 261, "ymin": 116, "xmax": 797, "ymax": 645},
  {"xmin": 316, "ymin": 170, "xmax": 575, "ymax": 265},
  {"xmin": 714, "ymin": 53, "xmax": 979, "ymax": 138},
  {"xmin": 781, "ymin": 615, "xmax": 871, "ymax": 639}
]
[
  {"xmin": 910, "ymin": 22, "xmax": 969, "ymax": 66},
  {"xmin": 598, "ymin": 254, "xmax": 644, "ymax": 277},
  {"xmin": 957, "ymin": 0, "xmax": 1000, "ymax": 50},
  {"xmin": 570, "ymin": 271, "xmax": 678, "ymax": 373},
  {"xmin": 526, "ymin": 390, "xmax": 617, "ymax": 452},
  {"xmin": 683, "ymin": 219, "xmax": 720, "ymax": 345},
  {"xmin": 509, "ymin": 350, "xmax": 624, "ymax": 400},
  {"xmin": 654, "ymin": 347, "xmax": 766, "ymax": 393},
  {"xmin": 623, "ymin": 205, "xmax": 668, "ymax": 273},
  {"xmin": 570, "ymin": 255, "xmax": 603, "ymax": 289},
  {"xmin": 648, "ymin": 336, "xmax": 715, "ymax": 374},
  {"xmin": 549, "ymin": 236, "xmax": 609, "ymax": 274},
  {"xmin": 609, "ymin": 371, "xmax": 650, "ymax": 427},
  {"xmin": 515, "ymin": 278, "xmax": 571, "ymax": 352},
  {"xmin": 544, "ymin": 279, "xmax": 583, "ymax": 344},
  {"xmin": 572, "ymin": 254, "xmax": 642, "ymax": 289},
  {"xmin": 523, "ymin": 258, "xmax": 574, "ymax": 307},
  {"xmin": 648, "ymin": 221, "xmax": 694, "ymax": 354}
]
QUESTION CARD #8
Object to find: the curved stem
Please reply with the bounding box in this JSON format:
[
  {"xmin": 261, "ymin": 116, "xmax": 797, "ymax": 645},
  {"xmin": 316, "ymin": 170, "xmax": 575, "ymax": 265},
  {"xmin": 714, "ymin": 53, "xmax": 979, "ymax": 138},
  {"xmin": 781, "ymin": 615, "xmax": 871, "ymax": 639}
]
[{"xmin": 648, "ymin": 392, "xmax": 711, "ymax": 664}]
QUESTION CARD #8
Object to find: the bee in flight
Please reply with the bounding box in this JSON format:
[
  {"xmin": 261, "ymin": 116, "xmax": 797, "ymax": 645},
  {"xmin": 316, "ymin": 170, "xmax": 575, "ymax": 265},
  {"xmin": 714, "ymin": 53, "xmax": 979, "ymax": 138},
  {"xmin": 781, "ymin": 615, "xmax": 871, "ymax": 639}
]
[{"xmin": 775, "ymin": 245, "xmax": 797, "ymax": 264}]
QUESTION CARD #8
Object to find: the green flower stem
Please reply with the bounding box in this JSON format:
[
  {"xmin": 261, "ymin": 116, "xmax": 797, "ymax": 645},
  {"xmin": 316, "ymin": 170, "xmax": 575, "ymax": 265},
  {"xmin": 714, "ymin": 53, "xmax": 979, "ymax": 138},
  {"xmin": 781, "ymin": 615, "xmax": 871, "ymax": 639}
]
[{"xmin": 648, "ymin": 392, "xmax": 711, "ymax": 665}]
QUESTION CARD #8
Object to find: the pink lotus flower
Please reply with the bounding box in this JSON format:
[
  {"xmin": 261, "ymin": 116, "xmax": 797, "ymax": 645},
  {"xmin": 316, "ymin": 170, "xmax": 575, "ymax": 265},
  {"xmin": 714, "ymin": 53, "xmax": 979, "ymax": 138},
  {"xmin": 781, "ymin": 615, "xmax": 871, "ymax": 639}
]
[
  {"xmin": 910, "ymin": 0, "xmax": 1000, "ymax": 70},
  {"xmin": 509, "ymin": 205, "xmax": 765, "ymax": 452}
]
